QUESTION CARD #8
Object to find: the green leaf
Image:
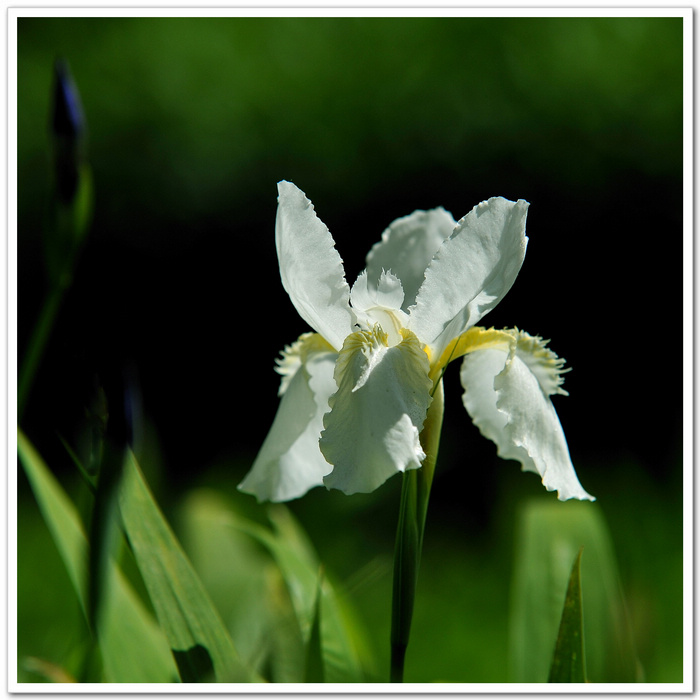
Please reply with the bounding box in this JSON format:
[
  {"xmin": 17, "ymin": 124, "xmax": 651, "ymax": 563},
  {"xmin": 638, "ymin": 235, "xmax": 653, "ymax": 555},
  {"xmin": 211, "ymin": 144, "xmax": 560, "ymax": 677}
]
[
  {"xmin": 17, "ymin": 429, "xmax": 177, "ymax": 682},
  {"xmin": 317, "ymin": 571, "xmax": 365, "ymax": 683},
  {"xmin": 265, "ymin": 506, "xmax": 367, "ymax": 682},
  {"xmin": 548, "ymin": 547, "xmax": 586, "ymax": 683},
  {"xmin": 232, "ymin": 503, "xmax": 367, "ymax": 682},
  {"xmin": 86, "ymin": 447, "xmax": 124, "ymax": 636},
  {"xmin": 234, "ymin": 505, "xmax": 319, "ymax": 645},
  {"xmin": 99, "ymin": 564, "xmax": 179, "ymax": 682},
  {"xmin": 176, "ymin": 490, "xmax": 305, "ymax": 682},
  {"xmin": 175, "ymin": 488, "xmax": 370, "ymax": 683},
  {"xmin": 509, "ymin": 498, "xmax": 639, "ymax": 683},
  {"xmin": 18, "ymin": 429, "xmax": 88, "ymax": 610},
  {"xmin": 304, "ymin": 579, "xmax": 325, "ymax": 683},
  {"xmin": 118, "ymin": 451, "xmax": 256, "ymax": 682}
]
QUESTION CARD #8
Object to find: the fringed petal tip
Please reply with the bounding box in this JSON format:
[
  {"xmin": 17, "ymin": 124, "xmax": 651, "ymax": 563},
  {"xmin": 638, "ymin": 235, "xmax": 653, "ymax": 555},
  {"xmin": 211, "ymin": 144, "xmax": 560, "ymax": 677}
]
[{"xmin": 541, "ymin": 476, "xmax": 596, "ymax": 503}]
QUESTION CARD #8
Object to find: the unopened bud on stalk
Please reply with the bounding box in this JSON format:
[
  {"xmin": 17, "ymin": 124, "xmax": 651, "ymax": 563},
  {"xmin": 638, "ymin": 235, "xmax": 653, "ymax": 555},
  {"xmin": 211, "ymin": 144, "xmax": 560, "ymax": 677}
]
[
  {"xmin": 46, "ymin": 58, "xmax": 93, "ymax": 287},
  {"xmin": 51, "ymin": 58, "xmax": 86, "ymax": 202}
]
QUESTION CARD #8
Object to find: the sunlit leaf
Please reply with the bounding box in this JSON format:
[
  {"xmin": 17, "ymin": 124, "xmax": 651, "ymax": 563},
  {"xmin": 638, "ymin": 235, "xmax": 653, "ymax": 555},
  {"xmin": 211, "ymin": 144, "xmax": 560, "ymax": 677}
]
[
  {"xmin": 176, "ymin": 489, "xmax": 304, "ymax": 683},
  {"xmin": 317, "ymin": 571, "xmax": 365, "ymax": 683},
  {"xmin": 233, "ymin": 505, "xmax": 318, "ymax": 645},
  {"xmin": 234, "ymin": 504, "xmax": 367, "ymax": 682},
  {"xmin": 18, "ymin": 430, "xmax": 87, "ymax": 609},
  {"xmin": 99, "ymin": 563, "xmax": 179, "ymax": 682},
  {"xmin": 181, "ymin": 491, "xmax": 371, "ymax": 683},
  {"xmin": 17, "ymin": 429, "xmax": 177, "ymax": 682},
  {"xmin": 118, "ymin": 451, "xmax": 257, "ymax": 682},
  {"xmin": 548, "ymin": 547, "xmax": 586, "ymax": 683}
]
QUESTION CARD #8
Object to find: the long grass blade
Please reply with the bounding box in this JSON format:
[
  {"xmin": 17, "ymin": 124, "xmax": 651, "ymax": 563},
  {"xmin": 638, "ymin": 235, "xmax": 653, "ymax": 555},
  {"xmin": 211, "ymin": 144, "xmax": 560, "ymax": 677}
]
[
  {"xmin": 548, "ymin": 547, "xmax": 586, "ymax": 683},
  {"xmin": 118, "ymin": 451, "xmax": 256, "ymax": 682}
]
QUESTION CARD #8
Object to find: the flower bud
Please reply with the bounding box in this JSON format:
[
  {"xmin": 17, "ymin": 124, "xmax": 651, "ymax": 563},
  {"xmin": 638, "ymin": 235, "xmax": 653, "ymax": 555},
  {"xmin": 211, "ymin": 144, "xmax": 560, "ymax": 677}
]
[
  {"xmin": 50, "ymin": 58, "xmax": 86, "ymax": 203},
  {"xmin": 45, "ymin": 58, "xmax": 93, "ymax": 288}
]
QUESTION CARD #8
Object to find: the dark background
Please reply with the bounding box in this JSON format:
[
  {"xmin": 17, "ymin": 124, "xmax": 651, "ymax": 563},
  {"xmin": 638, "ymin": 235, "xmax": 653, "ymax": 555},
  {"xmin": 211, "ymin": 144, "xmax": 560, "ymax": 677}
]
[
  {"xmin": 17, "ymin": 16, "xmax": 685, "ymax": 682},
  {"xmin": 18, "ymin": 17, "xmax": 683, "ymax": 491}
]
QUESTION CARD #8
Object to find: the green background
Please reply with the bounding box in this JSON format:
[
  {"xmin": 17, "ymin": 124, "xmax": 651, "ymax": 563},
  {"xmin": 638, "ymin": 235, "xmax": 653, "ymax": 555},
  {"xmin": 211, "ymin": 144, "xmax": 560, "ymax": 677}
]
[{"xmin": 17, "ymin": 15, "xmax": 684, "ymax": 683}]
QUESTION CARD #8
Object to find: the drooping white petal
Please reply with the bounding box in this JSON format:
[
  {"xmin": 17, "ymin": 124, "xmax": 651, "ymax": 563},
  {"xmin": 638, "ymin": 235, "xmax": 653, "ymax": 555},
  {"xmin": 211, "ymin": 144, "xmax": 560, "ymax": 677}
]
[
  {"xmin": 238, "ymin": 349, "xmax": 337, "ymax": 502},
  {"xmin": 409, "ymin": 197, "xmax": 529, "ymax": 362},
  {"xmin": 459, "ymin": 339, "xmax": 593, "ymax": 501},
  {"xmin": 320, "ymin": 327, "xmax": 432, "ymax": 495},
  {"xmin": 365, "ymin": 208, "xmax": 458, "ymax": 311},
  {"xmin": 275, "ymin": 181, "xmax": 354, "ymax": 351}
]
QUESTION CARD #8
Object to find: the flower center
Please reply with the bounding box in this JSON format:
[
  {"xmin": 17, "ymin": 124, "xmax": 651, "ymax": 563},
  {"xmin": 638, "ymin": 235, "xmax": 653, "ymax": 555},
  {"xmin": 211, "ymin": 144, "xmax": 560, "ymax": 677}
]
[
  {"xmin": 363, "ymin": 306, "xmax": 407, "ymax": 347},
  {"xmin": 350, "ymin": 269, "xmax": 409, "ymax": 347}
]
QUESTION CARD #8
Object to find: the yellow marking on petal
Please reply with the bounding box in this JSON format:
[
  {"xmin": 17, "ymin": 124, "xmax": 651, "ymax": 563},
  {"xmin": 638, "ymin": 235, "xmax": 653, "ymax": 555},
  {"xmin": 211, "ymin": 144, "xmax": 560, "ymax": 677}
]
[
  {"xmin": 320, "ymin": 324, "xmax": 432, "ymax": 494},
  {"xmin": 339, "ymin": 325, "xmax": 389, "ymax": 357},
  {"xmin": 429, "ymin": 326, "xmax": 514, "ymax": 381},
  {"xmin": 397, "ymin": 327, "xmax": 432, "ymax": 372},
  {"xmin": 334, "ymin": 324, "xmax": 389, "ymax": 391},
  {"xmin": 276, "ymin": 332, "xmax": 336, "ymax": 372},
  {"xmin": 275, "ymin": 332, "xmax": 337, "ymax": 395},
  {"xmin": 427, "ymin": 325, "xmax": 570, "ymax": 397},
  {"xmin": 299, "ymin": 332, "xmax": 337, "ymax": 361}
]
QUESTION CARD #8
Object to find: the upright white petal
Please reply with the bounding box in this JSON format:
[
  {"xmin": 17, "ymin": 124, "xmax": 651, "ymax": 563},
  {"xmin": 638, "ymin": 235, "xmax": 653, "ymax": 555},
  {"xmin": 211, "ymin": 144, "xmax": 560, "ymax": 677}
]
[
  {"xmin": 459, "ymin": 337, "xmax": 593, "ymax": 501},
  {"xmin": 238, "ymin": 350, "xmax": 337, "ymax": 502},
  {"xmin": 321, "ymin": 327, "xmax": 433, "ymax": 495},
  {"xmin": 276, "ymin": 181, "xmax": 354, "ymax": 351},
  {"xmin": 351, "ymin": 269, "xmax": 406, "ymax": 312},
  {"xmin": 409, "ymin": 197, "xmax": 529, "ymax": 362},
  {"xmin": 350, "ymin": 270, "xmax": 409, "ymax": 346},
  {"xmin": 365, "ymin": 208, "xmax": 457, "ymax": 311}
]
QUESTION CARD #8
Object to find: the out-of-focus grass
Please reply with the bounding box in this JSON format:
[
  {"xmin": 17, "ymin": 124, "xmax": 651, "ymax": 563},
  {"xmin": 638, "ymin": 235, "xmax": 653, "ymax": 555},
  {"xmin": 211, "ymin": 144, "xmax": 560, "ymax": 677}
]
[
  {"xmin": 193, "ymin": 457, "xmax": 686, "ymax": 682},
  {"xmin": 291, "ymin": 451, "xmax": 684, "ymax": 682},
  {"xmin": 17, "ymin": 448, "xmax": 682, "ymax": 683}
]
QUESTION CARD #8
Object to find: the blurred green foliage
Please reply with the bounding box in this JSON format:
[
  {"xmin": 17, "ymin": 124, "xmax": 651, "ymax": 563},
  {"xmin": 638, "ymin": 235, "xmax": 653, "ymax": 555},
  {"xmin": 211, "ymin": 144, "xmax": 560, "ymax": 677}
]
[
  {"xmin": 17, "ymin": 14, "xmax": 684, "ymax": 685},
  {"xmin": 17, "ymin": 452, "xmax": 683, "ymax": 683},
  {"xmin": 18, "ymin": 17, "xmax": 682, "ymax": 289},
  {"xmin": 18, "ymin": 17, "xmax": 681, "ymax": 207},
  {"xmin": 511, "ymin": 501, "xmax": 637, "ymax": 683}
]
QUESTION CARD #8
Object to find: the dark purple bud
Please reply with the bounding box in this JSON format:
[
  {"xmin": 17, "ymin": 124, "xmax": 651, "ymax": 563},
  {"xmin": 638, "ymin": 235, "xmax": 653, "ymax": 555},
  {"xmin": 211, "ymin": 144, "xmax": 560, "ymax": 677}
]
[
  {"xmin": 50, "ymin": 58, "xmax": 86, "ymax": 203},
  {"xmin": 52, "ymin": 58, "xmax": 85, "ymax": 141}
]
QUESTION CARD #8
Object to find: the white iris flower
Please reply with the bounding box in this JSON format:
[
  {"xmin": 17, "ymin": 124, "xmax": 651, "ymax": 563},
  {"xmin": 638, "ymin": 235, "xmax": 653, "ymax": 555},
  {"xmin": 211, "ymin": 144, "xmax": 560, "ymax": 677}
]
[{"xmin": 239, "ymin": 181, "xmax": 593, "ymax": 503}]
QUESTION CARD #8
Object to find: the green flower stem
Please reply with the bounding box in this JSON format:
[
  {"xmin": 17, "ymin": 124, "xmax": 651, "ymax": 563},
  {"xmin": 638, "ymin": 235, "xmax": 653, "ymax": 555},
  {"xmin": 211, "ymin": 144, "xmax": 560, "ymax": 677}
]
[
  {"xmin": 18, "ymin": 164, "xmax": 92, "ymax": 422},
  {"xmin": 390, "ymin": 378, "xmax": 444, "ymax": 683},
  {"xmin": 18, "ymin": 282, "xmax": 65, "ymax": 421}
]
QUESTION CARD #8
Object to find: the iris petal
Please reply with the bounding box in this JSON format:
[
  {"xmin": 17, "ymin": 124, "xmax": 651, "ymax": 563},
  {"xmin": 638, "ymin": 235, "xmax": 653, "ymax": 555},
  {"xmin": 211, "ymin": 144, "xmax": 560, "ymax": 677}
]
[
  {"xmin": 321, "ymin": 327, "xmax": 432, "ymax": 495},
  {"xmin": 365, "ymin": 208, "xmax": 457, "ymax": 311},
  {"xmin": 238, "ymin": 349, "xmax": 337, "ymax": 502},
  {"xmin": 275, "ymin": 181, "xmax": 354, "ymax": 351},
  {"xmin": 459, "ymin": 339, "xmax": 593, "ymax": 501},
  {"xmin": 409, "ymin": 197, "xmax": 529, "ymax": 363}
]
